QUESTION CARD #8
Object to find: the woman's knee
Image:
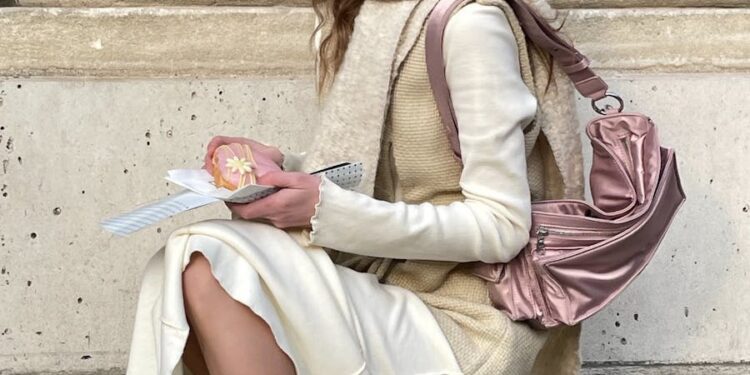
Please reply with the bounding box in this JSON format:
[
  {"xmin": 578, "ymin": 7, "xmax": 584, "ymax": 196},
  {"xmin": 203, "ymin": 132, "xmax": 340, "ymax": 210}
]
[{"xmin": 182, "ymin": 252, "xmax": 220, "ymax": 307}]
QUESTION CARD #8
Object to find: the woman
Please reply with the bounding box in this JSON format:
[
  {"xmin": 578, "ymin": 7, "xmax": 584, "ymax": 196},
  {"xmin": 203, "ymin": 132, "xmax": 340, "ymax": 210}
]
[{"xmin": 126, "ymin": 0, "xmax": 584, "ymax": 373}]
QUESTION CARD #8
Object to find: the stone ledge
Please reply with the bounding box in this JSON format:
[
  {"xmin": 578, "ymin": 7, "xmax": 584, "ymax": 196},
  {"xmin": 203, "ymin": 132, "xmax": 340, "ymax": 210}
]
[
  {"xmin": 561, "ymin": 8, "xmax": 750, "ymax": 73},
  {"xmin": 6, "ymin": 0, "xmax": 750, "ymax": 7},
  {"xmin": 582, "ymin": 363, "xmax": 750, "ymax": 375},
  {"xmin": 0, "ymin": 7, "xmax": 317, "ymax": 78},
  {"xmin": 551, "ymin": 0, "xmax": 750, "ymax": 7},
  {"xmin": 10, "ymin": 0, "xmax": 311, "ymax": 7},
  {"xmin": 1, "ymin": 7, "xmax": 748, "ymax": 78}
]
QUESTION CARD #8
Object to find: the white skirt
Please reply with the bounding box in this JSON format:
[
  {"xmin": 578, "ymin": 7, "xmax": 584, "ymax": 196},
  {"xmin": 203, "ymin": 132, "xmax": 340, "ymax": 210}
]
[{"xmin": 126, "ymin": 218, "xmax": 463, "ymax": 375}]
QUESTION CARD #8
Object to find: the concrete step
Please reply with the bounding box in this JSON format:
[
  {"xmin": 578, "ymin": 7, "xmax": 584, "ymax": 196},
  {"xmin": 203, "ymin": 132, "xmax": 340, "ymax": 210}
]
[{"xmin": 582, "ymin": 363, "xmax": 750, "ymax": 374}]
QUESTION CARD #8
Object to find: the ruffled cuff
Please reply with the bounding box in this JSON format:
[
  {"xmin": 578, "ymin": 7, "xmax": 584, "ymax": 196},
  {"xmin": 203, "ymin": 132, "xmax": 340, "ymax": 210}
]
[
  {"xmin": 281, "ymin": 150, "xmax": 307, "ymax": 172},
  {"xmin": 300, "ymin": 173, "xmax": 343, "ymax": 247}
]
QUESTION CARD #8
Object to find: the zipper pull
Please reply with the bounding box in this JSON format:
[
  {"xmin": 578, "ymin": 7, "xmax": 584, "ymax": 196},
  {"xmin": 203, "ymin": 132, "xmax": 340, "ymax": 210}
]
[{"xmin": 535, "ymin": 226, "xmax": 548, "ymax": 254}]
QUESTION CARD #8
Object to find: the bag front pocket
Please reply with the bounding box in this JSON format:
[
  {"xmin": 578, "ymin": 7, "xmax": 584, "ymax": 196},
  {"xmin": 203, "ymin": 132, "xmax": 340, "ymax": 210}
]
[{"xmin": 534, "ymin": 224, "xmax": 621, "ymax": 252}]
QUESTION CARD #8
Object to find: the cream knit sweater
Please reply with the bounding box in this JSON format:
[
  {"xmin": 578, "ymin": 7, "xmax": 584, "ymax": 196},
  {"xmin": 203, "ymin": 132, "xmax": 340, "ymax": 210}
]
[{"xmin": 297, "ymin": 2, "xmax": 538, "ymax": 264}]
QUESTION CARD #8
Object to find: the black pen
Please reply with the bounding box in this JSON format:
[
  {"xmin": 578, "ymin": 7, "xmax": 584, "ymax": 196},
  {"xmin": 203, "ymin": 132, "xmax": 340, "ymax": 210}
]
[{"xmin": 310, "ymin": 162, "xmax": 351, "ymax": 175}]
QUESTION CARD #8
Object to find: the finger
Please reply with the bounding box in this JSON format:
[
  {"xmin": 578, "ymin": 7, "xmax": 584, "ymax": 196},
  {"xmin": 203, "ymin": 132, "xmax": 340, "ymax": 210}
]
[
  {"xmin": 236, "ymin": 201, "xmax": 275, "ymax": 222},
  {"xmin": 230, "ymin": 194, "xmax": 280, "ymax": 221},
  {"xmin": 206, "ymin": 135, "xmax": 232, "ymax": 152},
  {"xmin": 204, "ymin": 136, "xmax": 226, "ymax": 170},
  {"xmin": 202, "ymin": 154, "xmax": 214, "ymax": 171},
  {"xmin": 256, "ymin": 171, "xmax": 304, "ymax": 188},
  {"xmin": 206, "ymin": 135, "xmax": 249, "ymax": 160},
  {"xmin": 206, "ymin": 135, "xmax": 226, "ymax": 154},
  {"xmin": 248, "ymin": 138, "xmax": 267, "ymax": 148}
]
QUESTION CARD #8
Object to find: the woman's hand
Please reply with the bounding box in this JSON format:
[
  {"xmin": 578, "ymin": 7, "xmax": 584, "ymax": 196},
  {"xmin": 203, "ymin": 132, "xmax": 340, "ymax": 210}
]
[
  {"xmin": 226, "ymin": 171, "xmax": 322, "ymax": 229},
  {"xmin": 202, "ymin": 135, "xmax": 285, "ymax": 174}
]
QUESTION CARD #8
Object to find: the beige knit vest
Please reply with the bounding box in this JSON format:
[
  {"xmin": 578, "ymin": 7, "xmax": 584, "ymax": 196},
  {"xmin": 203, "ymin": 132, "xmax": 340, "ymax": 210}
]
[
  {"xmin": 326, "ymin": 0, "xmax": 585, "ymax": 372},
  {"xmin": 374, "ymin": 7, "xmax": 545, "ymax": 208}
]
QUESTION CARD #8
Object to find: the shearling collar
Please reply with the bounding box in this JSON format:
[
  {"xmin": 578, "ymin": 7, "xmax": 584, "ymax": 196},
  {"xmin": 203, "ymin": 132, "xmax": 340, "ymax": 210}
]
[{"xmin": 299, "ymin": 0, "xmax": 443, "ymax": 197}]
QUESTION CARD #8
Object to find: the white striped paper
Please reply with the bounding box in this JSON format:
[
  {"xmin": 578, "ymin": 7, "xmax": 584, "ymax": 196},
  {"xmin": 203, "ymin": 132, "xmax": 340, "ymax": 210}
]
[{"xmin": 100, "ymin": 162, "xmax": 362, "ymax": 237}]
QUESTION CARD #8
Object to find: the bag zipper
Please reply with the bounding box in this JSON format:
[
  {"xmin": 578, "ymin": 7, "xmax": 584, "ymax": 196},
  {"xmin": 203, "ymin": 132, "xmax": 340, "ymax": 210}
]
[
  {"xmin": 535, "ymin": 225, "xmax": 620, "ymax": 255},
  {"xmin": 520, "ymin": 251, "xmax": 544, "ymax": 321},
  {"xmin": 530, "ymin": 254, "xmax": 553, "ymax": 326}
]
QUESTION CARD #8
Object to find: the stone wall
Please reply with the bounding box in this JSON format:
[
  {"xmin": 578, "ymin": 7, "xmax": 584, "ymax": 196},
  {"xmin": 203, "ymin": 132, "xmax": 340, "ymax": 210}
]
[
  {"xmin": 0, "ymin": 0, "xmax": 748, "ymax": 374},
  {"xmin": 7, "ymin": 0, "xmax": 750, "ymax": 6}
]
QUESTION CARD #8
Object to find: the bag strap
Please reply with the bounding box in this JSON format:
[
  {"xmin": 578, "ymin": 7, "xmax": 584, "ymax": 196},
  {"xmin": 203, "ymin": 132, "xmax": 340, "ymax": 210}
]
[{"xmin": 425, "ymin": 0, "xmax": 609, "ymax": 162}]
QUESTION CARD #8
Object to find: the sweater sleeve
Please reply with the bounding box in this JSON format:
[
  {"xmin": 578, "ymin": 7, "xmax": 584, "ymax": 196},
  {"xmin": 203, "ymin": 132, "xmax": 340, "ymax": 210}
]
[{"xmin": 300, "ymin": 3, "xmax": 537, "ymax": 263}]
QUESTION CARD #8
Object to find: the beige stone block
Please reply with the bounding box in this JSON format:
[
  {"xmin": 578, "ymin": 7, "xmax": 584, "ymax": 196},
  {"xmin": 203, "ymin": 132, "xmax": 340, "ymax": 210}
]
[
  {"xmin": 9, "ymin": 0, "xmax": 750, "ymax": 7},
  {"xmin": 561, "ymin": 8, "xmax": 750, "ymax": 72},
  {"xmin": 13, "ymin": 0, "xmax": 311, "ymax": 6},
  {"xmin": 550, "ymin": 0, "xmax": 750, "ymax": 7},
  {"xmin": 10, "ymin": 0, "xmax": 750, "ymax": 8},
  {"xmin": 1, "ymin": 7, "xmax": 748, "ymax": 78},
  {"xmin": 0, "ymin": 7, "xmax": 317, "ymax": 78}
]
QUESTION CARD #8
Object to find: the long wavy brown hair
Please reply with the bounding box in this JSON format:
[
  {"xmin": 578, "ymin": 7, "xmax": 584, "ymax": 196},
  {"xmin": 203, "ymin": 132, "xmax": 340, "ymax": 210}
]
[{"xmin": 309, "ymin": 0, "xmax": 566, "ymax": 103}]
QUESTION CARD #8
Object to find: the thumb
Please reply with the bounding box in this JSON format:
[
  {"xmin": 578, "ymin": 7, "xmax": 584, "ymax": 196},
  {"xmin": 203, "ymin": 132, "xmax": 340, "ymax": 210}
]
[{"xmin": 256, "ymin": 170, "xmax": 302, "ymax": 188}]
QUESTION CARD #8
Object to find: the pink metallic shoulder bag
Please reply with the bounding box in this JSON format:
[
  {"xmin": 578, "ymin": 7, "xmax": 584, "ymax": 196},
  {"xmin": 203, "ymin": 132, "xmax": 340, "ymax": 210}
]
[{"xmin": 425, "ymin": 0, "xmax": 687, "ymax": 329}]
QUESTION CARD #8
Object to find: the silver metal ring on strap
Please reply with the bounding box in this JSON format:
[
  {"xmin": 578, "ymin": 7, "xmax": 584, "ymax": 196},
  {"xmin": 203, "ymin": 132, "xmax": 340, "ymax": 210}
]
[{"xmin": 591, "ymin": 92, "xmax": 625, "ymax": 115}]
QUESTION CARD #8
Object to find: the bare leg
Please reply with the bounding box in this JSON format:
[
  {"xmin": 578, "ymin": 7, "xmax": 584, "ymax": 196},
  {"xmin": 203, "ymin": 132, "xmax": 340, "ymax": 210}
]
[
  {"xmin": 182, "ymin": 320, "xmax": 210, "ymax": 375},
  {"xmin": 182, "ymin": 252, "xmax": 296, "ymax": 375}
]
